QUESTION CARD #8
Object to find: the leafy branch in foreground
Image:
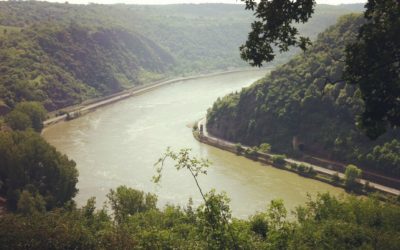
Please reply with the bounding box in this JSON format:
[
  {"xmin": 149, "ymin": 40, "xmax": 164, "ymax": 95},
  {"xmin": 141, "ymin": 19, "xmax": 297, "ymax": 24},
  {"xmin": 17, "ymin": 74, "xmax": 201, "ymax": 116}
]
[
  {"xmin": 153, "ymin": 148, "xmax": 241, "ymax": 249},
  {"xmin": 240, "ymin": 0, "xmax": 315, "ymax": 66},
  {"xmin": 153, "ymin": 147, "xmax": 211, "ymax": 202}
]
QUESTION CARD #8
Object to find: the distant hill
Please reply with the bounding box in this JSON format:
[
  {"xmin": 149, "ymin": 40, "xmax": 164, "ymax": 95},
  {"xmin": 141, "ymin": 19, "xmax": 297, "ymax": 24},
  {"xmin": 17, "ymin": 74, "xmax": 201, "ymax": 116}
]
[
  {"xmin": 0, "ymin": 2, "xmax": 362, "ymax": 111},
  {"xmin": 338, "ymin": 3, "xmax": 366, "ymax": 12}
]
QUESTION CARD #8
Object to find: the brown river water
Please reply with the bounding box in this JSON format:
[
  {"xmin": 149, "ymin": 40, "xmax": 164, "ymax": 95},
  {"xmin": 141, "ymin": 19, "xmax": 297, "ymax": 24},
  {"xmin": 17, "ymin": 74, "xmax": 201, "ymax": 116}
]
[{"xmin": 43, "ymin": 70, "xmax": 345, "ymax": 218}]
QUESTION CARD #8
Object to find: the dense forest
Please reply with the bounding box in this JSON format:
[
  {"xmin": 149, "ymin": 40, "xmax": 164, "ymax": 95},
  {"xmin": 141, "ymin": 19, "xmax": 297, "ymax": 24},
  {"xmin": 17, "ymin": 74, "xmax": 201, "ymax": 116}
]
[
  {"xmin": 0, "ymin": 2, "xmax": 361, "ymax": 112},
  {"xmin": 207, "ymin": 14, "xmax": 400, "ymax": 178}
]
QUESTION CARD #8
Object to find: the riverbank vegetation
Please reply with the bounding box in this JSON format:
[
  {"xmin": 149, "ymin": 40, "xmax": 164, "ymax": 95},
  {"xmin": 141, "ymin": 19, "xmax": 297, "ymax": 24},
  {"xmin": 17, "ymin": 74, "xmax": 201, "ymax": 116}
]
[
  {"xmin": 207, "ymin": 13, "xmax": 400, "ymax": 179},
  {"xmin": 194, "ymin": 126, "xmax": 391, "ymax": 198},
  {"xmin": 1, "ymin": 148, "xmax": 400, "ymax": 249},
  {"xmin": 0, "ymin": 102, "xmax": 78, "ymax": 212}
]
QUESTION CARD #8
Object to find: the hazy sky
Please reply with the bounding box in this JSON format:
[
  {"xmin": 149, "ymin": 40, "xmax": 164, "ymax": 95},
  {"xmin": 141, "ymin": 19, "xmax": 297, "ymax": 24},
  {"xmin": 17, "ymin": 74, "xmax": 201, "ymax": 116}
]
[{"xmin": 46, "ymin": 0, "xmax": 366, "ymax": 6}]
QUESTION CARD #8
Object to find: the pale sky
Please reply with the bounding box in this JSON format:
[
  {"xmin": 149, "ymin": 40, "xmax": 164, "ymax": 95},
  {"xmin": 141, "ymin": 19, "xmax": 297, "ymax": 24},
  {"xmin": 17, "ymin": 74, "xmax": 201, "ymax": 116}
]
[{"xmin": 45, "ymin": 0, "xmax": 366, "ymax": 6}]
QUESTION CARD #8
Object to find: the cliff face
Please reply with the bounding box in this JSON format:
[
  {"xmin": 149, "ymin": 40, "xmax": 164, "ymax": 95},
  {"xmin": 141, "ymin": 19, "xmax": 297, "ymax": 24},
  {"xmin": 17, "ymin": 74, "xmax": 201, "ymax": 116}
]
[{"xmin": 207, "ymin": 14, "xmax": 400, "ymax": 177}]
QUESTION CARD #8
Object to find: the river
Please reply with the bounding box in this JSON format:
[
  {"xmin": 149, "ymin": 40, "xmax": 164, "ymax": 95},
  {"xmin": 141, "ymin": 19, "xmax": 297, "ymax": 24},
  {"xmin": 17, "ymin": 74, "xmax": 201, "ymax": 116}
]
[{"xmin": 43, "ymin": 70, "xmax": 345, "ymax": 218}]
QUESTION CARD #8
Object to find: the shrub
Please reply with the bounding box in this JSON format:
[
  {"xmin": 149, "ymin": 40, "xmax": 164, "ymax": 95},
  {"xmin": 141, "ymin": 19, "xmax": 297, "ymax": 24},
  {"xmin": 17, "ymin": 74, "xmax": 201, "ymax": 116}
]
[
  {"xmin": 258, "ymin": 143, "xmax": 271, "ymax": 153},
  {"xmin": 272, "ymin": 155, "xmax": 286, "ymax": 166},
  {"xmin": 307, "ymin": 167, "xmax": 317, "ymax": 177},
  {"xmin": 344, "ymin": 164, "xmax": 362, "ymax": 190},
  {"xmin": 244, "ymin": 147, "xmax": 258, "ymax": 157},
  {"xmin": 235, "ymin": 143, "xmax": 243, "ymax": 154},
  {"xmin": 290, "ymin": 163, "xmax": 299, "ymax": 170},
  {"xmin": 297, "ymin": 164, "xmax": 306, "ymax": 173}
]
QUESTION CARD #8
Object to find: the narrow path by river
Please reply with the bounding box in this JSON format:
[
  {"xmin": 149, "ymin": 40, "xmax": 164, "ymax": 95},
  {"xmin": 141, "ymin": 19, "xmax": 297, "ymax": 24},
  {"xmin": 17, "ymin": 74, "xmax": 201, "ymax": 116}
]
[
  {"xmin": 43, "ymin": 70, "xmax": 346, "ymax": 218},
  {"xmin": 197, "ymin": 119, "xmax": 400, "ymax": 196}
]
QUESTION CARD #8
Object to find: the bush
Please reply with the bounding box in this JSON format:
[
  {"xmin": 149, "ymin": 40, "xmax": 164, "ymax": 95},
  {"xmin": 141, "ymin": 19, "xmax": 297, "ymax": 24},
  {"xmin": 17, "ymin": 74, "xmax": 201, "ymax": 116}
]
[
  {"xmin": 272, "ymin": 155, "xmax": 286, "ymax": 166},
  {"xmin": 244, "ymin": 147, "xmax": 258, "ymax": 157},
  {"xmin": 297, "ymin": 164, "xmax": 306, "ymax": 173},
  {"xmin": 250, "ymin": 213, "xmax": 268, "ymax": 239},
  {"xmin": 235, "ymin": 143, "xmax": 243, "ymax": 154},
  {"xmin": 107, "ymin": 186, "xmax": 157, "ymax": 224},
  {"xmin": 344, "ymin": 164, "xmax": 362, "ymax": 190},
  {"xmin": 258, "ymin": 143, "xmax": 271, "ymax": 153},
  {"xmin": 307, "ymin": 166, "xmax": 317, "ymax": 177},
  {"xmin": 290, "ymin": 163, "xmax": 299, "ymax": 170}
]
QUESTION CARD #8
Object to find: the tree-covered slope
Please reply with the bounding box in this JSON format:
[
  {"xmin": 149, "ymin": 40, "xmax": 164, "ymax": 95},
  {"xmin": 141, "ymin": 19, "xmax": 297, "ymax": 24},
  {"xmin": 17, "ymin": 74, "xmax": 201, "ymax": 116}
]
[
  {"xmin": 0, "ymin": 2, "xmax": 362, "ymax": 111},
  {"xmin": 207, "ymin": 14, "xmax": 400, "ymax": 177},
  {"xmin": 0, "ymin": 23, "xmax": 174, "ymax": 111}
]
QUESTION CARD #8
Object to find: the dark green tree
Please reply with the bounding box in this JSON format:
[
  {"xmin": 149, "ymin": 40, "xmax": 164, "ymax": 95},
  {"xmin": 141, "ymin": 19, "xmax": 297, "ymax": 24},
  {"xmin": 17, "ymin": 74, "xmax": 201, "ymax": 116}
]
[
  {"xmin": 345, "ymin": 0, "xmax": 400, "ymax": 139},
  {"xmin": 0, "ymin": 130, "xmax": 78, "ymax": 210}
]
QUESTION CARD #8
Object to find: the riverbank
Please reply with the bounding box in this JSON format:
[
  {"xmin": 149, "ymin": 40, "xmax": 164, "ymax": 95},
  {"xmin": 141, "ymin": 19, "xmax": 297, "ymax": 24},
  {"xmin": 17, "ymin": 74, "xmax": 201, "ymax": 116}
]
[
  {"xmin": 194, "ymin": 118, "xmax": 400, "ymax": 198},
  {"xmin": 43, "ymin": 68, "xmax": 269, "ymax": 129}
]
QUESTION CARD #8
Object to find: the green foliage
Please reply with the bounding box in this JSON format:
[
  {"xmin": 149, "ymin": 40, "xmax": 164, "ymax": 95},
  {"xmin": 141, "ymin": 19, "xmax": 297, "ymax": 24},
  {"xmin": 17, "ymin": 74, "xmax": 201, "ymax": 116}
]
[
  {"xmin": 344, "ymin": 164, "xmax": 362, "ymax": 190},
  {"xmin": 259, "ymin": 142, "xmax": 271, "ymax": 153},
  {"xmin": 244, "ymin": 146, "xmax": 259, "ymax": 157},
  {"xmin": 272, "ymin": 155, "xmax": 286, "ymax": 166},
  {"xmin": 0, "ymin": 23, "xmax": 174, "ymax": 111},
  {"xmin": 107, "ymin": 186, "xmax": 157, "ymax": 224},
  {"xmin": 0, "ymin": 187, "xmax": 400, "ymax": 249},
  {"xmin": 363, "ymin": 140, "xmax": 400, "ymax": 176},
  {"xmin": 292, "ymin": 193, "xmax": 400, "ymax": 249},
  {"xmin": 17, "ymin": 190, "xmax": 46, "ymax": 216},
  {"xmin": 240, "ymin": 0, "xmax": 315, "ymax": 66},
  {"xmin": 197, "ymin": 190, "xmax": 238, "ymax": 249},
  {"xmin": 153, "ymin": 148, "xmax": 210, "ymax": 201},
  {"xmin": 0, "ymin": 2, "xmax": 360, "ymax": 112},
  {"xmin": 296, "ymin": 164, "xmax": 317, "ymax": 177},
  {"xmin": 250, "ymin": 213, "xmax": 269, "ymax": 239},
  {"xmin": 235, "ymin": 143, "xmax": 243, "ymax": 154},
  {"xmin": 0, "ymin": 130, "xmax": 78, "ymax": 210},
  {"xmin": 207, "ymin": 14, "xmax": 400, "ymax": 177},
  {"xmin": 344, "ymin": 0, "xmax": 400, "ymax": 139},
  {"xmin": 242, "ymin": 0, "xmax": 400, "ymax": 140},
  {"xmin": 13, "ymin": 101, "xmax": 46, "ymax": 132},
  {"xmin": 4, "ymin": 110, "xmax": 31, "ymax": 131},
  {"xmin": 5, "ymin": 102, "xmax": 46, "ymax": 132}
]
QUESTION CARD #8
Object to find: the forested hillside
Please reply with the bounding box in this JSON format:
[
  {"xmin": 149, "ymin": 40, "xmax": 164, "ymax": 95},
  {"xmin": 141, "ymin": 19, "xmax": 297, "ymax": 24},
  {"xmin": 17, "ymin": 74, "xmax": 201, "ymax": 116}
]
[
  {"xmin": 0, "ymin": 24, "xmax": 174, "ymax": 111},
  {"xmin": 207, "ymin": 14, "xmax": 400, "ymax": 177},
  {"xmin": 0, "ymin": 2, "xmax": 361, "ymax": 112}
]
